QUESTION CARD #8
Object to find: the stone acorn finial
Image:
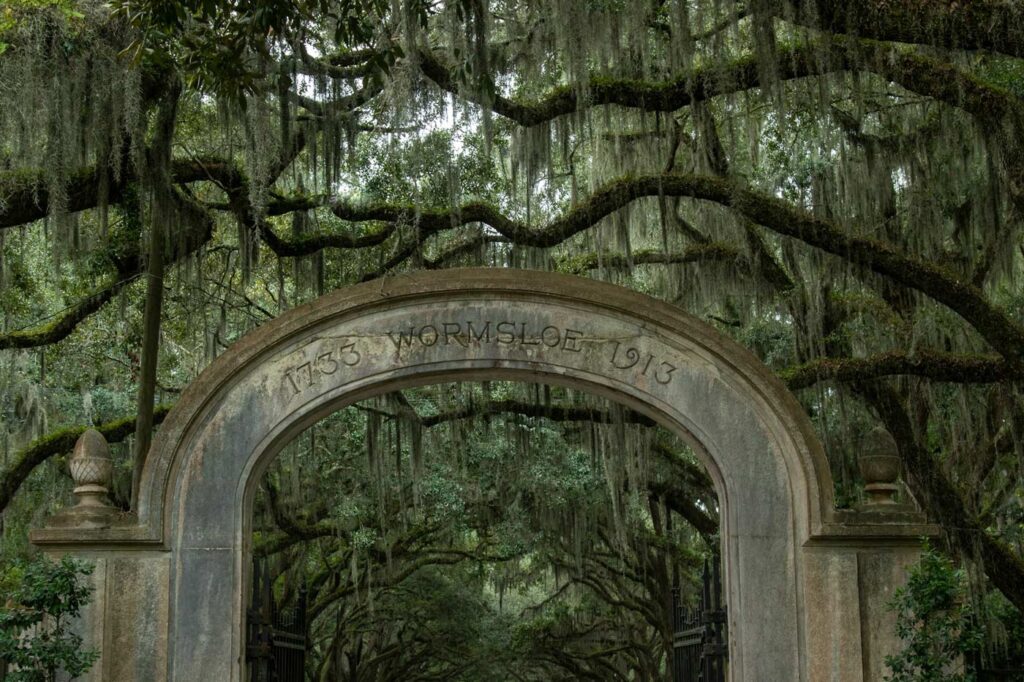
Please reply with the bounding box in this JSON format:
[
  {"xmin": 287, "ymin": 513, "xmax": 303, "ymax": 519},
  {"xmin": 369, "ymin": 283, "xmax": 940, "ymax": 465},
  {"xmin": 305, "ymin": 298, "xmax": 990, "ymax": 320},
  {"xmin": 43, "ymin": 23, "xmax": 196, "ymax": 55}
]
[
  {"xmin": 63, "ymin": 428, "xmax": 117, "ymax": 526},
  {"xmin": 858, "ymin": 426, "xmax": 901, "ymax": 505}
]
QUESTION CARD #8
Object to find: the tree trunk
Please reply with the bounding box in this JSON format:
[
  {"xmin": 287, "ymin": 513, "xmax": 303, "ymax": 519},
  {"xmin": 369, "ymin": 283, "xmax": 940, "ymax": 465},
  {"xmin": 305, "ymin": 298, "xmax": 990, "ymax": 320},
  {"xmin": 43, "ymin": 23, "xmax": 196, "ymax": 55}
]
[
  {"xmin": 131, "ymin": 209, "xmax": 165, "ymax": 506},
  {"xmin": 131, "ymin": 81, "xmax": 181, "ymax": 507}
]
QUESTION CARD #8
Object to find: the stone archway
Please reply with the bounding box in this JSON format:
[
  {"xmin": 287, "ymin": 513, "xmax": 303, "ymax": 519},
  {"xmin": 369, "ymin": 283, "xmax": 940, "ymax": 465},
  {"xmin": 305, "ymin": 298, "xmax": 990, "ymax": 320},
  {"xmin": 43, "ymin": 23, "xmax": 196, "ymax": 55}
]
[{"xmin": 32, "ymin": 269, "xmax": 934, "ymax": 681}]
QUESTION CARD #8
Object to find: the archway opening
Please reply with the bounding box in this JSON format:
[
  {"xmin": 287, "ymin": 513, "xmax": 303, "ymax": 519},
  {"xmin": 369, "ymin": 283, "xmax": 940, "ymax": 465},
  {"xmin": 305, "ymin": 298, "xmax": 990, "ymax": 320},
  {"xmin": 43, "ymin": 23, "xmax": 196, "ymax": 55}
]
[{"xmin": 246, "ymin": 379, "xmax": 724, "ymax": 681}]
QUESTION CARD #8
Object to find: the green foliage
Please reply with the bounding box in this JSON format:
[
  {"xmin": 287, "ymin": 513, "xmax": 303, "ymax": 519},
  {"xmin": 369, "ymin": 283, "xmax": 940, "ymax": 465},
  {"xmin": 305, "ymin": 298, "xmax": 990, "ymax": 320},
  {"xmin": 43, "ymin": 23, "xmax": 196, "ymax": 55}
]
[
  {"xmin": 114, "ymin": 0, "xmax": 400, "ymax": 96},
  {"xmin": 886, "ymin": 543, "xmax": 984, "ymax": 682},
  {"xmin": 0, "ymin": 1, "xmax": 84, "ymax": 55},
  {"xmin": 356, "ymin": 129, "xmax": 506, "ymax": 206},
  {"xmin": 0, "ymin": 555, "xmax": 98, "ymax": 681},
  {"xmin": 978, "ymin": 590, "xmax": 1024, "ymax": 672}
]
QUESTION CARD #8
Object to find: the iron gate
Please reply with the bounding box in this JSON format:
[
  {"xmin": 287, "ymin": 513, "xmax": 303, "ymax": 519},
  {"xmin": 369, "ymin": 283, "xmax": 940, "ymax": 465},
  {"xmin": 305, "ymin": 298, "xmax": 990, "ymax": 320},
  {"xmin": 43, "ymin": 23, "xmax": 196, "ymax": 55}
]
[
  {"xmin": 672, "ymin": 554, "xmax": 727, "ymax": 682},
  {"xmin": 246, "ymin": 557, "xmax": 308, "ymax": 682}
]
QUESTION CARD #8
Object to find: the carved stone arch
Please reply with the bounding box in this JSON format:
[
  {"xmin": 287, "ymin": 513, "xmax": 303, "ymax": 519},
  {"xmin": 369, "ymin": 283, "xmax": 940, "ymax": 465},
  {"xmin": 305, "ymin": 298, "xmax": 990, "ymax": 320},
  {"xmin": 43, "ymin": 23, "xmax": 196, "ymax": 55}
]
[{"xmin": 33, "ymin": 269, "xmax": 933, "ymax": 681}]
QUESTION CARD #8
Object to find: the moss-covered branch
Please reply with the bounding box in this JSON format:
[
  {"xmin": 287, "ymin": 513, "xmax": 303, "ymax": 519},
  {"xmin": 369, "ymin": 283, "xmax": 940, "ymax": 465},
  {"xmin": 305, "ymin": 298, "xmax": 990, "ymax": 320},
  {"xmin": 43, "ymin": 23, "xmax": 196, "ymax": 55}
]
[
  {"xmin": 423, "ymin": 234, "xmax": 509, "ymax": 269},
  {"xmin": 421, "ymin": 34, "xmax": 1024, "ymax": 200},
  {"xmin": 0, "ymin": 165, "xmax": 127, "ymax": 229},
  {"xmin": 260, "ymin": 221, "xmax": 396, "ymax": 257},
  {"xmin": 417, "ymin": 42, "xmax": 824, "ymax": 127},
  {"xmin": 845, "ymin": 39, "xmax": 1024, "ymax": 213},
  {"xmin": 788, "ymin": 0, "xmax": 1024, "ymax": 59},
  {"xmin": 4, "ymin": 39, "xmax": 1019, "ymax": 241},
  {"xmin": 556, "ymin": 245, "xmax": 743, "ymax": 276},
  {"xmin": 717, "ymin": 176, "xmax": 1024, "ymax": 369},
  {"xmin": 327, "ymin": 177, "xmax": 722, "ymax": 251},
  {"xmin": 556, "ymin": 243, "xmax": 793, "ymax": 293},
  {"xmin": 322, "ymin": 172, "xmax": 1024, "ymax": 368},
  {"xmin": 0, "ymin": 282, "xmax": 124, "ymax": 350},
  {"xmin": 0, "ymin": 405, "xmax": 174, "ymax": 515},
  {"xmin": 0, "ymin": 191, "xmax": 215, "ymax": 349},
  {"xmin": 0, "ymin": 157, "xmax": 242, "ymax": 229},
  {"xmin": 0, "ymin": 134, "xmax": 293, "ymax": 349},
  {"xmin": 781, "ymin": 351, "xmax": 1015, "ymax": 389},
  {"xmin": 291, "ymin": 82, "xmax": 385, "ymax": 119},
  {"xmin": 419, "ymin": 34, "xmax": 1024, "ymax": 137}
]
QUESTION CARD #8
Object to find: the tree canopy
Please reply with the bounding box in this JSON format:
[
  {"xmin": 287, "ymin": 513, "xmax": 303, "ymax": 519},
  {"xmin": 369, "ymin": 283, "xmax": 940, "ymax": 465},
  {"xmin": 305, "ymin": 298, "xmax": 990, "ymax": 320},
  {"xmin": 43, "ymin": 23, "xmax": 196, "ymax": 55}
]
[{"xmin": 2, "ymin": 0, "xmax": 1024, "ymax": 677}]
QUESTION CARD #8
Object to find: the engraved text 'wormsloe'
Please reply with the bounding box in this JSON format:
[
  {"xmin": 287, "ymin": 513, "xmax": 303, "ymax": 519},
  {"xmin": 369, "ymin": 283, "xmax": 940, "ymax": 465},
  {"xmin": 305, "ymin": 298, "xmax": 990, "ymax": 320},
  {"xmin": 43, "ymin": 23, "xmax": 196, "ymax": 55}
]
[
  {"xmin": 283, "ymin": 320, "xmax": 679, "ymax": 397},
  {"xmin": 387, "ymin": 320, "xmax": 583, "ymax": 352}
]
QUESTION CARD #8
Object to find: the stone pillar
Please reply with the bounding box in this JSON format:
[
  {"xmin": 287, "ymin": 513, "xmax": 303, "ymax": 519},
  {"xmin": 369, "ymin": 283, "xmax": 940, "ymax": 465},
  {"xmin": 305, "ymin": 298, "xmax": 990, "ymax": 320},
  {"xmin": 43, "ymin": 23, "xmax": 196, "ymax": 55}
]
[
  {"xmin": 802, "ymin": 427, "xmax": 937, "ymax": 681},
  {"xmin": 36, "ymin": 430, "xmax": 172, "ymax": 682},
  {"xmin": 803, "ymin": 535, "xmax": 925, "ymax": 681}
]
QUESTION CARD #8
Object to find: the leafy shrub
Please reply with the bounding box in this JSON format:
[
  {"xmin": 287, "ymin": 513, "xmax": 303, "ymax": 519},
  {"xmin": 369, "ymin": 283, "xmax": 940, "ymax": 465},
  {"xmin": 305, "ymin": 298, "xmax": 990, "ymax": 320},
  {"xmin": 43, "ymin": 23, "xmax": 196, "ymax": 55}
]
[
  {"xmin": 0, "ymin": 555, "xmax": 98, "ymax": 681},
  {"xmin": 885, "ymin": 543, "xmax": 983, "ymax": 682}
]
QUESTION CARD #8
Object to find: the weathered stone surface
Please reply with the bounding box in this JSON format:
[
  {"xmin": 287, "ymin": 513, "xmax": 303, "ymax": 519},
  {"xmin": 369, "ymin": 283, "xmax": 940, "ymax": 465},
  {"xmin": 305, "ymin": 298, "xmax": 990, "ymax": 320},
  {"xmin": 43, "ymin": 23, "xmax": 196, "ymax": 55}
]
[
  {"xmin": 803, "ymin": 548, "xmax": 864, "ymax": 681},
  {"xmin": 40, "ymin": 551, "xmax": 170, "ymax": 681},
  {"xmin": 105, "ymin": 554, "xmax": 171, "ymax": 680},
  {"xmin": 857, "ymin": 547, "xmax": 922, "ymax": 680},
  {"xmin": 31, "ymin": 269, "xmax": 934, "ymax": 681}
]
